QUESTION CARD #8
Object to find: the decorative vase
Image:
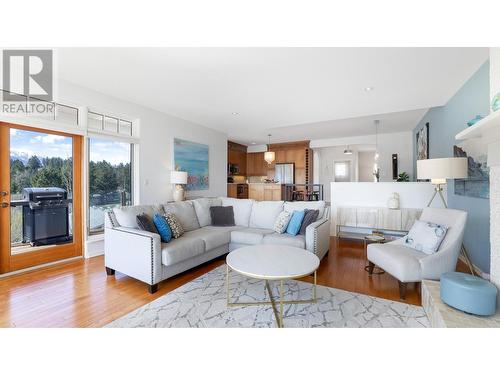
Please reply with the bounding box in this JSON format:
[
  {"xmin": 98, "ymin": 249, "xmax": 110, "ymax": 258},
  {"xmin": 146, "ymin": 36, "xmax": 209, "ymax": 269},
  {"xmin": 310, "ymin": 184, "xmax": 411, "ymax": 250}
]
[
  {"xmin": 492, "ymin": 93, "xmax": 500, "ymax": 112},
  {"xmin": 173, "ymin": 185, "xmax": 185, "ymax": 202},
  {"xmin": 387, "ymin": 192, "xmax": 400, "ymax": 209},
  {"xmin": 467, "ymin": 115, "xmax": 484, "ymax": 127}
]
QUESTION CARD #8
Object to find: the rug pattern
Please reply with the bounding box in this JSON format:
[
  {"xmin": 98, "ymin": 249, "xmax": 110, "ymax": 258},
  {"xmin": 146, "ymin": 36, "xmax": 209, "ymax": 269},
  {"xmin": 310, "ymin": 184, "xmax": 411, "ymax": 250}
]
[{"xmin": 106, "ymin": 266, "xmax": 429, "ymax": 328}]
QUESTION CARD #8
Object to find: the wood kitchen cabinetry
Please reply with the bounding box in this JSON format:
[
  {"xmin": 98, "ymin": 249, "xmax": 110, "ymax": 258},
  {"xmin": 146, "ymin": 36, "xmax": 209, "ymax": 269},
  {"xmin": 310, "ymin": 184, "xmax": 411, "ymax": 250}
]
[
  {"xmin": 248, "ymin": 184, "xmax": 283, "ymax": 201},
  {"xmin": 227, "ymin": 184, "xmax": 238, "ymax": 198},
  {"xmin": 228, "ymin": 141, "xmax": 247, "ymax": 176},
  {"xmin": 246, "ymin": 152, "xmax": 267, "ymax": 176}
]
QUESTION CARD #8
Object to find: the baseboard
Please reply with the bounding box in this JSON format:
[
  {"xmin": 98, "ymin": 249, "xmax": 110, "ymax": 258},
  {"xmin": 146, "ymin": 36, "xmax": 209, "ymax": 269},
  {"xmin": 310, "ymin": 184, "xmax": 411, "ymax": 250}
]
[{"xmin": 85, "ymin": 238, "xmax": 105, "ymax": 258}]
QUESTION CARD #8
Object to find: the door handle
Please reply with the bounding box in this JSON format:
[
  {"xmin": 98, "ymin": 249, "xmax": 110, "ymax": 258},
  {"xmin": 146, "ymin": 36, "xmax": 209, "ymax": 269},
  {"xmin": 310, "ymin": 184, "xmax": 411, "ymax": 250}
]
[{"xmin": 1, "ymin": 202, "xmax": 9, "ymax": 208}]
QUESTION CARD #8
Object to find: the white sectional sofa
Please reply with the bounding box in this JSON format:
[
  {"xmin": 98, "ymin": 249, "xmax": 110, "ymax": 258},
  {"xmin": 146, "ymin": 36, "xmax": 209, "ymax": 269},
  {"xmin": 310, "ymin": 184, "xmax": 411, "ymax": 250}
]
[{"xmin": 104, "ymin": 197, "xmax": 330, "ymax": 293}]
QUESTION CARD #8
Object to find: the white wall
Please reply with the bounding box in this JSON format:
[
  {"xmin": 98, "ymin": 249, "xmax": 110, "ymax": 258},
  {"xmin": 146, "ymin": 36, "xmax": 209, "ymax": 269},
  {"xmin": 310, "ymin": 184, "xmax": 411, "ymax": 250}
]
[
  {"xmin": 376, "ymin": 131, "xmax": 414, "ymax": 181},
  {"xmin": 59, "ymin": 80, "xmax": 228, "ymax": 204},
  {"xmin": 358, "ymin": 151, "xmax": 375, "ymax": 182}
]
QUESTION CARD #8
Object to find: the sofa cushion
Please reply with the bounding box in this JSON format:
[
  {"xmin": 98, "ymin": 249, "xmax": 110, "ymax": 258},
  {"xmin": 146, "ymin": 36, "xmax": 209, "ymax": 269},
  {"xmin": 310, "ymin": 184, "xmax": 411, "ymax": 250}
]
[
  {"xmin": 221, "ymin": 198, "xmax": 254, "ymax": 227},
  {"xmin": 164, "ymin": 213, "xmax": 184, "ymax": 239},
  {"xmin": 153, "ymin": 213, "xmax": 172, "ymax": 242},
  {"xmin": 230, "ymin": 228, "xmax": 274, "ymax": 245},
  {"xmin": 161, "ymin": 236, "xmax": 205, "ymax": 266},
  {"xmin": 262, "ymin": 233, "xmax": 306, "ymax": 248},
  {"xmin": 367, "ymin": 243, "xmax": 427, "ymax": 282},
  {"xmin": 192, "ymin": 198, "xmax": 222, "ymax": 227},
  {"xmin": 163, "ymin": 201, "xmax": 200, "ymax": 232},
  {"xmin": 113, "ymin": 205, "xmax": 163, "ymax": 229},
  {"xmin": 136, "ymin": 213, "xmax": 159, "ymax": 234},
  {"xmin": 249, "ymin": 200, "xmax": 284, "ymax": 230},
  {"xmin": 210, "ymin": 206, "xmax": 235, "ymax": 226},
  {"xmin": 183, "ymin": 227, "xmax": 231, "ymax": 251},
  {"xmin": 286, "ymin": 210, "xmax": 306, "ymax": 236},
  {"xmin": 284, "ymin": 201, "xmax": 326, "ymax": 219},
  {"xmin": 274, "ymin": 211, "xmax": 292, "ymax": 233},
  {"xmin": 299, "ymin": 209, "xmax": 319, "ymax": 235}
]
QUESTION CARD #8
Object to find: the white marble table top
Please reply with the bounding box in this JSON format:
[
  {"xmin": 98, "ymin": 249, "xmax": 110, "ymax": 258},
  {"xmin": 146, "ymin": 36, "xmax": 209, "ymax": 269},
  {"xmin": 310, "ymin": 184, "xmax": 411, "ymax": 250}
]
[{"xmin": 226, "ymin": 245, "xmax": 320, "ymax": 280}]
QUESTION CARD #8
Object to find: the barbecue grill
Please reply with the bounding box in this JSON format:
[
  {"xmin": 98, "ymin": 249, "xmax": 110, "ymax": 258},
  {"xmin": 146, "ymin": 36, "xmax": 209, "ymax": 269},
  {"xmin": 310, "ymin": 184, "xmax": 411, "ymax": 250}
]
[{"xmin": 21, "ymin": 187, "xmax": 72, "ymax": 246}]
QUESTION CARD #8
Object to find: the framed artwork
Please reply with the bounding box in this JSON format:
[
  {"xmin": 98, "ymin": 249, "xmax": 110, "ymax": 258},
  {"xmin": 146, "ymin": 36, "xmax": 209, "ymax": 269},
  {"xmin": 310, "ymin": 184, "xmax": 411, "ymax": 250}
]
[
  {"xmin": 453, "ymin": 139, "xmax": 489, "ymax": 199},
  {"xmin": 416, "ymin": 122, "xmax": 429, "ymax": 160},
  {"xmin": 173, "ymin": 138, "xmax": 209, "ymax": 190}
]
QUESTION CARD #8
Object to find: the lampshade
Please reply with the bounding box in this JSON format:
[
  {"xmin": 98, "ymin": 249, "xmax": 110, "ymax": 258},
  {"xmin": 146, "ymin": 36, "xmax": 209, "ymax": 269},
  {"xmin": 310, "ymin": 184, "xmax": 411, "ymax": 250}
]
[
  {"xmin": 417, "ymin": 157, "xmax": 467, "ymax": 184},
  {"xmin": 264, "ymin": 151, "xmax": 275, "ymax": 164},
  {"xmin": 171, "ymin": 170, "xmax": 188, "ymax": 184}
]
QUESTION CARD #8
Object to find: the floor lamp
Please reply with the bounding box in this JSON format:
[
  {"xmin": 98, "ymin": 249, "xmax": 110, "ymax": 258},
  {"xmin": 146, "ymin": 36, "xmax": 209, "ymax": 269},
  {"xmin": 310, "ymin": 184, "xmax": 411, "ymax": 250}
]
[{"xmin": 417, "ymin": 157, "xmax": 476, "ymax": 276}]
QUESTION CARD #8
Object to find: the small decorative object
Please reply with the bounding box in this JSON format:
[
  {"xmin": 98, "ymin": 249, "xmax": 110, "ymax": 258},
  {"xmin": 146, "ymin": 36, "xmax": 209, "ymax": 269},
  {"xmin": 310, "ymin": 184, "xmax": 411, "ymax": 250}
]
[
  {"xmin": 467, "ymin": 115, "xmax": 484, "ymax": 127},
  {"xmin": 416, "ymin": 122, "xmax": 429, "ymax": 161},
  {"xmin": 397, "ymin": 172, "xmax": 409, "ymax": 182},
  {"xmin": 492, "ymin": 92, "xmax": 500, "ymax": 112},
  {"xmin": 387, "ymin": 192, "xmax": 400, "ymax": 209},
  {"xmin": 373, "ymin": 168, "xmax": 380, "ymax": 182},
  {"xmin": 171, "ymin": 170, "xmax": 188, "ymax": 202},
  {"xmin": 441, "ymin": 272, "xmax": 497, "ymax": 316}
]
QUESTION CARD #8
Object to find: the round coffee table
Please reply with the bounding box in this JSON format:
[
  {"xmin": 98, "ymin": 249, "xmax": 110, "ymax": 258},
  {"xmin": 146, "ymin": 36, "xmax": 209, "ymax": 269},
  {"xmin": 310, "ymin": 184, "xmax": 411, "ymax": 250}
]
[{"xmin": 226, "ymin": 244, "xmax": 320, "ymax": 328}]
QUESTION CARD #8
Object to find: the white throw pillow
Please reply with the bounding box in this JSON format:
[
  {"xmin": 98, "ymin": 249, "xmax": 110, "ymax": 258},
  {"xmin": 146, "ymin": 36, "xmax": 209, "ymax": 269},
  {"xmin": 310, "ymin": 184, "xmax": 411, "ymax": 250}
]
[
  {"xmin": 274, "ymin": 211, "xmax": 292, "ymax": 234},
  {"xmin": 403, "ymin": 220, "xmax": 448, "ymax": 255}
]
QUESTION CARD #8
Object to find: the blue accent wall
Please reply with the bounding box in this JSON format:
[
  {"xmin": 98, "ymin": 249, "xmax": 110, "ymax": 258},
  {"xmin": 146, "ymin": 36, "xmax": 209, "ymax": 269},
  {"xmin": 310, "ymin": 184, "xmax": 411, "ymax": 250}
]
[{"xmin": 412, "ymin": 62, "xmax": 491, "ymax": 273}]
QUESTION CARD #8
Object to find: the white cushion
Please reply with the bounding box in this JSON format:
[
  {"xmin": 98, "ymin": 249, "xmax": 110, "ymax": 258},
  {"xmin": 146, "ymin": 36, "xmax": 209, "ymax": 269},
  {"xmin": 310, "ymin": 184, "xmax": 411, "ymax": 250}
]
[
  {"xmin": 161, "ymin": 236, "xmax": 205, "ymax": 266},
  {"xmin": 262, "ymin": 233, "xmax": 305, "ymax": 248},
  {"xmin": 113, "ymin": 205, "xmax": 163, "ymax": 229},
  {"xmin": 192, "ymin": 198, "xmax": 222, "ymax": 227},
  {"xmin": 403, "ymin": 220, "xmax": 448, "ymax": 255},
  {"xmin": 284, "ymin": 201, "xmax": 325, "ymax": 218},
  {"xmin": 249, "ymin": 201, "xmax": 284, "ymax": 230},
  {"xmin": 367, "ymin": 242, "xmax": 427, "ymax": 282},
  {"xmin": 183, "ymin": 227, "xmax": 230, "ymax": 251},
  {"xmin": 230, "ymin": 228, "xmax": 274, "ymax": 245},
  {"xmin": 163, "ymin": 201, "xmax": 200, "ymax": 232},
  {"xmin": 221, "ymin": 198, "xmax": 254, "ymax": 227}
]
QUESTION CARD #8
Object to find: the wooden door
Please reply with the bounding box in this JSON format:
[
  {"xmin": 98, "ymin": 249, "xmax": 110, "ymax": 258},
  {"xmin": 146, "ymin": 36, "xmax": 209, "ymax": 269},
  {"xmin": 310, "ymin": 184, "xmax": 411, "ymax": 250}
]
[{"xmin": 0, "ymin": 122, "xmax": 83, "ymax": 274}]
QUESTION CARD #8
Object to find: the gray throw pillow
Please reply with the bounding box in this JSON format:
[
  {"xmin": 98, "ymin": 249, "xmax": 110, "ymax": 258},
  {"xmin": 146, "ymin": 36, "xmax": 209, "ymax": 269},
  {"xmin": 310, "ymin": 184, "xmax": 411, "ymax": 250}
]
[
  {"xmin": 210, "ymin": 206, "xmax": 235, "ymax": 227},
  {"xmin": 136, "ymin": 213, "xmax": 159, "ymax": 234},
  {"xmin": 299, "ymin": 209, "xmax": 319, "ymax": 235}
]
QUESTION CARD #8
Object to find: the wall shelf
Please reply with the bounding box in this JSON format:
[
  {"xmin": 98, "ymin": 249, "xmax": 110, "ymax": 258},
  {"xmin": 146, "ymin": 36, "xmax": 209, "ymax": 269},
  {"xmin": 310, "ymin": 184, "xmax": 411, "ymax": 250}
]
[{"xmin": 455, "ymin": 110, "xmax": 500, "ymax": 141}]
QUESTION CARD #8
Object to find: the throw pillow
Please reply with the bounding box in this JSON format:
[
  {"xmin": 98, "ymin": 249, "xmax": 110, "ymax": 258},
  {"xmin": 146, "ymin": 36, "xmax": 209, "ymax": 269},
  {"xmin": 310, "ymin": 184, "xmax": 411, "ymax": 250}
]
[
  {"xmin": 299, "ymin": 209, "xmax": 319, "ymax": 235},
  {"xmin": 192, "ymin": 198, "xmax": 222, "ymax": 227},
  {"xmin": 403, "ymin": 220, "xmax": 448, "ymax": 255},
  {"xmin": 274, "ymin": 211, "xmax": 292, "ymax": 234},
  {"xmin": 286, "ymin": 210, "xmax": 306, "ymax": 236},
  {"xmin": 136, "ymin": 213, "xmax": 159, "ymax": 234},
  {"xmin": 210, "ymin": 206, "xmax": 236, "ymax": 227},
  {"xmin": 153, "ymin": 213, "xmax": 172, "ymax": 243},
  {"xmin": 164, "ymin": 213, "xmax": 184, "ymax": 238}
]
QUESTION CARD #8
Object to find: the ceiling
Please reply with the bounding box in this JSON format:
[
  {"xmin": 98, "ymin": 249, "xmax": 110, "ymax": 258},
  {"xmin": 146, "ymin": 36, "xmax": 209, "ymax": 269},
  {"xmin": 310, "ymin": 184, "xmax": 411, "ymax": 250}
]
[{"xmin": 57, "ymin": 48, "xmax": 489, "ymax": 144}]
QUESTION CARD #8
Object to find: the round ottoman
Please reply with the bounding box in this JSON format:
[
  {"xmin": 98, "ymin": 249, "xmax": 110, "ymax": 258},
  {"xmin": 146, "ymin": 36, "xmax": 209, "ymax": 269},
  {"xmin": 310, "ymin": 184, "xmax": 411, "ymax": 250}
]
[{"xmin": 440, "ymin": 272, "xmax": 497, "ymax": 316}]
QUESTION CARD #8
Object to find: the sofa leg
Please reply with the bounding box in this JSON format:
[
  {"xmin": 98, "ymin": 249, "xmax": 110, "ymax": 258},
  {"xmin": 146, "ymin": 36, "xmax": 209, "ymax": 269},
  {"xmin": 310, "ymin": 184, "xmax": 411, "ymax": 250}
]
[
  {"xmin": 367, "ymin": 261, "xmax": 375, "ymax": 275},
  {"xmin": 105, "ymin": 267, "xmax": 115, "ymax": 276},
  {"xmin": 398, "ymin": 281, "xmax": 407, "ymax": 300},
  {"xmin": 148, "ymin": 284, "xmax": 159, "ymax": 294}
]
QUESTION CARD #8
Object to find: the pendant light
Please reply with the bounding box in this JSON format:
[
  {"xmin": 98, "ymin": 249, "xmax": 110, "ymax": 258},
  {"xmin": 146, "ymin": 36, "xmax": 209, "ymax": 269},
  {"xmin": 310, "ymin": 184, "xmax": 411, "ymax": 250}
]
[
  {"xmin": 343, "ymin": 145, "xmax": 353, "ymax": 155},
  {"xmin": 264, "ymin": 134, "xmax": 275, "ymax": 165}
]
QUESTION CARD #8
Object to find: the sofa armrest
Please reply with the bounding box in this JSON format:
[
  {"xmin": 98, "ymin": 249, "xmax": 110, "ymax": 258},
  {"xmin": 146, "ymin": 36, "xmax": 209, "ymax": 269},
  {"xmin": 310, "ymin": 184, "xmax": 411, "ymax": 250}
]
[
  {"xmin": 305, "ymin": 218, "xmax": 330, "ymax": 260},
  {"xmin": 104, "ymin": 226, "xmax": 163, "ymax": 285}
]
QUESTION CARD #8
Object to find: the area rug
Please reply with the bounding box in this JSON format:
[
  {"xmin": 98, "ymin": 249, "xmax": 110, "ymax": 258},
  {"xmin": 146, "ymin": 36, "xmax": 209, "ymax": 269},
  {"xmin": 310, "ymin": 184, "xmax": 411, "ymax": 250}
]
[{"xmin": 106, "ymin": 265, "xmax": 429, "ymax": 328}]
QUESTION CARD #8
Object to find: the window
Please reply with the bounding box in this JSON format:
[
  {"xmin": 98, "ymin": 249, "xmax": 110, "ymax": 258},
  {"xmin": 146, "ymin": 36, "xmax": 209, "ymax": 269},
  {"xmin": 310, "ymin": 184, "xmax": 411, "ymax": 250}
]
[
  {"xmin": 334, "ymin": 161, "xmax": 351, "ymax": 182},
  {"xmin": 88, "ymin": 138, "xmax": 133, "ymax": 235},
  {"xmin": 87, "ymin": 111, "xmax": 133, "ymax": 136}
]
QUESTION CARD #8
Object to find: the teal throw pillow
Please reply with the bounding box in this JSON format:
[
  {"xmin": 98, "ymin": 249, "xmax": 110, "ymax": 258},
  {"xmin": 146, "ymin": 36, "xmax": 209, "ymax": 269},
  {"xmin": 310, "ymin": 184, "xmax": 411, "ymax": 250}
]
[
  {"xmin": 286, "ymin": 210, "xmax": 306, "ymax": 236},
  {"xmin": 153, "ymin": 213, "xmax": 172, "ymax": 243}
]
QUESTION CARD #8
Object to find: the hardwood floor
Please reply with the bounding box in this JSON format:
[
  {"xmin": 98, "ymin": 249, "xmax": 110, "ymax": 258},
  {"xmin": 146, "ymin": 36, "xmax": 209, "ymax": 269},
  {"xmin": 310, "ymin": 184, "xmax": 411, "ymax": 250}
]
[{"xmin": 0, "ymin": 237, "xmax": 469, "ymax": 327}]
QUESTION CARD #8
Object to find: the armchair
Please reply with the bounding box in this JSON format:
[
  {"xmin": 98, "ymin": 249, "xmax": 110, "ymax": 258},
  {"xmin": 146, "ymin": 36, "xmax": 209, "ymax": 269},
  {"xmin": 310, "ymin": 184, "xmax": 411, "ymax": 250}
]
[{"xmin": 367, "ymin": 207, "xmax": 467, "ymax": 299}]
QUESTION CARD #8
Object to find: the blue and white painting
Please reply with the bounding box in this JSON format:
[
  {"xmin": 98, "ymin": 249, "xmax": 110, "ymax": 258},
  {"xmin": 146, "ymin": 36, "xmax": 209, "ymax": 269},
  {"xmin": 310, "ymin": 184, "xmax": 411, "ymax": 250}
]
[
  {"xmin": 174, "ymin": 138, "xmax": 209, "ymax": 190},
  {"xmin": 453, "ymin": 138, "xmax": 489, "ymax": 199}
]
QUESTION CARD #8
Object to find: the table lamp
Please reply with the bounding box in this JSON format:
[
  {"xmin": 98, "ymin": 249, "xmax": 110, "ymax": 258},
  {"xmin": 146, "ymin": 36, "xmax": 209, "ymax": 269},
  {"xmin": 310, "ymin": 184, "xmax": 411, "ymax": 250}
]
[{"xmin": 171, "ymin": 170, "xmax": 188, "ymax": 202}]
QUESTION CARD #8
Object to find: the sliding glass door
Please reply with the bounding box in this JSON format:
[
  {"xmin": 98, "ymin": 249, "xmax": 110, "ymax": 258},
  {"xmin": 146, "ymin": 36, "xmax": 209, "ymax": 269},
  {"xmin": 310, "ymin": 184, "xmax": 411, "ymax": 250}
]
[{"xmin": 0, "ymin": 122, "xmax": 83, "ymax": 273}]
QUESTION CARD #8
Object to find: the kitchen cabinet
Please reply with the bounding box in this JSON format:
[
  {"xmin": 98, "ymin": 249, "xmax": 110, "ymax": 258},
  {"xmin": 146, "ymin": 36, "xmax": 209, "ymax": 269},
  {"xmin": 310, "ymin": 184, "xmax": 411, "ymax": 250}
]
[
  {"xmin": 246, "ymin": 152, "xmax": 267, "ymax": 176},
  {"xmin": 227, "ymin": 184, "xmax": 238, "ymax": 198},
  {"xmin": 248, "ymin": 184, "xmax": 283, "ymax": 201},
  {"xmin": 228, "ymin": 141, "xmax": 247, "ymax": 176},
  {"xmin": 248, "ymin": 184, "xmax": 264, "ymax": 201}
]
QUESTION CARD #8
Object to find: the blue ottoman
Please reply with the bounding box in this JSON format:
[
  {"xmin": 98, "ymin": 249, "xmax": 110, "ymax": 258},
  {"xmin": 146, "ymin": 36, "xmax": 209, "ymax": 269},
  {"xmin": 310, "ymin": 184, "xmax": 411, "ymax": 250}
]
[{"xmin": 440, "ymin": 272, "xmax": 497, "ymax": 316}]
